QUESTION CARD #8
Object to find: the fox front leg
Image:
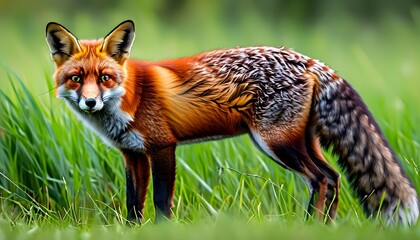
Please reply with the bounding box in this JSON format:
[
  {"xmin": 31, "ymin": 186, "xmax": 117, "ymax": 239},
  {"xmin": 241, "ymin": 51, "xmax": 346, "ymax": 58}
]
[
  {"xmin": 123, "ymin": 150, "xmax": 150, "ymax": 222},
  {"xmin": 150, "ymin": 145, "xmax": 176, "ymax": 222}
]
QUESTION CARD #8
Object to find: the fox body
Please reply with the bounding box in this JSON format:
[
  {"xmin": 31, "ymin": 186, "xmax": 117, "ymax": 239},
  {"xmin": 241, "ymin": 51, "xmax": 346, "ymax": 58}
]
[{"xmin": 46, "ymin": 20, "xmax": 418, "ymax": 225}]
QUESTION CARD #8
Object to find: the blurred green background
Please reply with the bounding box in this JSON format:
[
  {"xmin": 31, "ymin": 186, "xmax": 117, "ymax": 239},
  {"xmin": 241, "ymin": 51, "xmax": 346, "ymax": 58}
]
[{"xmin": 0, "ymin": 0, "xmax": 419, "ymax": 96}]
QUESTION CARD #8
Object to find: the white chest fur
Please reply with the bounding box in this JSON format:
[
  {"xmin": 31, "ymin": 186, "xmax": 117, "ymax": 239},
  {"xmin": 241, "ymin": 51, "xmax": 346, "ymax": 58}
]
[{"xmin": 67, "ymin": 102, "xmax": 145, "ymax": 152}]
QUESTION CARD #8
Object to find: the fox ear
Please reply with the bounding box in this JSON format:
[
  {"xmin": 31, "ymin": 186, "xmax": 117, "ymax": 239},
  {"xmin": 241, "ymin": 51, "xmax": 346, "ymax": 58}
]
[
  {"xmin": 46, "ymin": 22, "xmax": 81, "ymax": 66},
  {"xmin": 101, "ymin": 20, "xmax": 135, "ymax": 64}
]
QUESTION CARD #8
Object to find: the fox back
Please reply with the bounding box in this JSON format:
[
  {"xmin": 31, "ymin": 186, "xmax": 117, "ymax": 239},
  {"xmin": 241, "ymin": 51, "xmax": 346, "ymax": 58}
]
[{"xmin": 46, "ymin": 20, "xmax": 419, "ymax": 226}]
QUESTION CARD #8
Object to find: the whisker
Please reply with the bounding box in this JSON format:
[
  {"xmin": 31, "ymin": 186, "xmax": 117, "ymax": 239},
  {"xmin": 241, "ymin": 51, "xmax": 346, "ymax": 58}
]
[{"xmin": 39, "ymin": 86, "xmax": 58, "ymax": 96}]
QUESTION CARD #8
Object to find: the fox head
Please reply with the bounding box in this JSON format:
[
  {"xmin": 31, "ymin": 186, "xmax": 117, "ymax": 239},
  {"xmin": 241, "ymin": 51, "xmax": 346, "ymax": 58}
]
[{"xmin": 46, "ymin": 20, "xmax": 135, "ymax": 113}]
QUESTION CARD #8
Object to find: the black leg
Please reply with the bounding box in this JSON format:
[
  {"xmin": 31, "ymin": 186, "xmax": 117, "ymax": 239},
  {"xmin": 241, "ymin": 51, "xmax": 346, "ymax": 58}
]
[
  {"xmin": 122, "ymin": 150, "xmax": 150, "ymax": 222},
  {"xmin": 150, "ymin": 145, "xmax": 176, "ymax": 222}
]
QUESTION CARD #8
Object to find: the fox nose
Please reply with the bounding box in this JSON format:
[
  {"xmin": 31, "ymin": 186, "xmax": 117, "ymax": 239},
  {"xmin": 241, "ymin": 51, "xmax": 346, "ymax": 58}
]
[{"xmin": 85, "ymin": 98, "xmax": 97, "ymax": 108}]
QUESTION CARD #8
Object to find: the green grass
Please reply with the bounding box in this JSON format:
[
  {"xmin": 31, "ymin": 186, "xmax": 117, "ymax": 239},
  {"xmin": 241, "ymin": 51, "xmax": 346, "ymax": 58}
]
[
  {"xmin": 1, "ymin": 5, "xmax": 420, "ymax": 239},
  {"xmin": 2, "ymin": 218, "xmax": 420, "ymax": 240}
]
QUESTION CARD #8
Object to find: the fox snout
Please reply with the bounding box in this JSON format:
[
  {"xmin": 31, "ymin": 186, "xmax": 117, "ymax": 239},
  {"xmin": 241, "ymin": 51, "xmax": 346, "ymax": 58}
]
[{"xmin": 79, "ymin": 96, "xmax": 104, "ymax": 112}]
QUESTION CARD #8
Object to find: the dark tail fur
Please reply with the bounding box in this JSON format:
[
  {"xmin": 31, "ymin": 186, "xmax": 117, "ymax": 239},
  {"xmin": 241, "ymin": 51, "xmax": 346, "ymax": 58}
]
[{"xmin": 313, "ymin": 78, "xmax": 418, "ymax": 226}]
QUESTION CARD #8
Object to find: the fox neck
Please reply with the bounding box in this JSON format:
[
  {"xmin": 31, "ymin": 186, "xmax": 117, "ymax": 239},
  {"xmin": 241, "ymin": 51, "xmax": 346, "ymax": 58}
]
[
  {"xmin": 66, "ymin": 94, "xmax": 134, "ymax": 144},
  {"xmin": 119, "ymin": 60, "xmax": 144, "ymax": 119}
]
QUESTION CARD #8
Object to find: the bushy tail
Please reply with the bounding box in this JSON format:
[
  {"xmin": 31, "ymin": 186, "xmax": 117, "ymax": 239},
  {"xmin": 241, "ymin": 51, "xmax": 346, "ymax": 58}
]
[{"xmin": 313, "ymin": 78, "xmax": 419, "ymax": 226}]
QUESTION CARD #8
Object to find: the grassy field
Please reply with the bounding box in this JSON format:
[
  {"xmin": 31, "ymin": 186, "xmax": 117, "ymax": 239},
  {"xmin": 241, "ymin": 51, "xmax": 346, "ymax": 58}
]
[{"xmin": 1, "ymin": 1, "xmax": 420, "ymax": 239}]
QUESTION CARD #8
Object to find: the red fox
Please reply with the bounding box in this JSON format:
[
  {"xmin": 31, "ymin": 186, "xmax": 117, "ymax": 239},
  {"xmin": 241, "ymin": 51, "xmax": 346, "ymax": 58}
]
[{"xmin": 46, "ymin": 20, "xmax": 418, "ymax": 226}]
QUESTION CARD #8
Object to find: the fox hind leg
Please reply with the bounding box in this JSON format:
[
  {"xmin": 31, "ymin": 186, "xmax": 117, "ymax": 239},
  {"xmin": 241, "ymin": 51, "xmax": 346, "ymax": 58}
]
[
  {"xmin": 250, "ymin": 129, "xmax": 328, "ymax": 221},
  {"xmin": 305, "ymin": 136, "xmax": 341, "ymax": 222}
]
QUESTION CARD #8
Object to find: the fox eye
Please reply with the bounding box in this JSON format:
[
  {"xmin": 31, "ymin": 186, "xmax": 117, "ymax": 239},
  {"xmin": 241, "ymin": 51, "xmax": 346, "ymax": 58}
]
[
  {"xmin": 100, "ymin": 74, "xmax": 110, "ymax": 82},
  {"xmin": 70, "ymin": 75, "xmax": 81, "ymax": 82}
]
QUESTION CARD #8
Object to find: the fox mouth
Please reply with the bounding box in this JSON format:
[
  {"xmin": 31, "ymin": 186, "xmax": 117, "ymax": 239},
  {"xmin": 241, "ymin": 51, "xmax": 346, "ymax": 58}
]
[{"xmin": 83, "ymin": 108, "xmax": 99, "ymax": 113}]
